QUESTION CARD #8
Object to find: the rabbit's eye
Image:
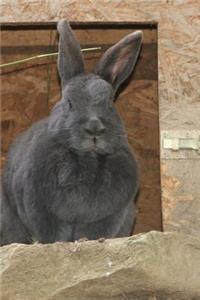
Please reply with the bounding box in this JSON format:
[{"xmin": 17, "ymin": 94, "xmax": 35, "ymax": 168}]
[
  {"xmin": 109, "ymin": 100, "xmax": 113, "ymax": 108},
  {"xmin": 109, "ymin": 95, "xmax": 114, "ymax": 108},
  {"xmin": 68, "ymin": 99, "xmax": 72, "ymax": 109}
]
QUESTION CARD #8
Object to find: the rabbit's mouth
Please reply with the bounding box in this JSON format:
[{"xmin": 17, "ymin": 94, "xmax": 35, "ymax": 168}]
[
  {"xmin": 80, "ymin": 135, "xmax": 112, "ymax": 155},
  {"xmin": 92, "ymin": 137, "xmax": 97, "ymax": 148},
  {"xmin": 91, "ymin": 136, "xmax": 101, "ymax": 151}
]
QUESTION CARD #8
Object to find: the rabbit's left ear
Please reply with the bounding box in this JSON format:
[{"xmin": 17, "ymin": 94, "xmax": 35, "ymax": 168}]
[
  {"xmin": 57, "ymin": 20, "xmax": 84, "ymax": 88},
  {"xmin": 94, "ymin": 31, "xmax": 142, "ymax": 94}
]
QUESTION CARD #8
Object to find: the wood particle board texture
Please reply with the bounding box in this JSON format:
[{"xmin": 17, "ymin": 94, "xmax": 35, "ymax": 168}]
[{"xmin": 1, "ymin": 25, "xmax": 161, "ymax": 234}]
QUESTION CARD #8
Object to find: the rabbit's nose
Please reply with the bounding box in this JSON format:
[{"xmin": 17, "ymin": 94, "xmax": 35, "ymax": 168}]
[{"xmin": 85, "ymin": 117, "xmax": 105, "ymax": 136}]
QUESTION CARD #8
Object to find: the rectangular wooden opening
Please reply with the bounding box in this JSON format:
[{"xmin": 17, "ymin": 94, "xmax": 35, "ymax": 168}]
[{"xmin": 1, "ymin": 22, "xmax": 162, "ymax": 234}]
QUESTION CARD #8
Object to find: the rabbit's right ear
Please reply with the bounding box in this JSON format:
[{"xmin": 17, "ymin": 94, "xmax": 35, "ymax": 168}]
[
  {"xmin": 94, "ymin": 31, "xmax": 142, "ymax": 94},
  {"xmin": 57, "ymin": 20, "xmax": 84, "ymax": 88}
]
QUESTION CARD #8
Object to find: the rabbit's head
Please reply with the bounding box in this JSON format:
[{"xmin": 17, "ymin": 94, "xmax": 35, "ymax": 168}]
[{"xmin": 48, "ymin": 20, "xmax": 142, "ymax": 155}]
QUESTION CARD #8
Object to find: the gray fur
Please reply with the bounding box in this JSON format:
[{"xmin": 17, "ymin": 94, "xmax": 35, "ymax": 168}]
[{"xmin": 0, "ymin": 20, "xmax": 142, "ymax": 245}]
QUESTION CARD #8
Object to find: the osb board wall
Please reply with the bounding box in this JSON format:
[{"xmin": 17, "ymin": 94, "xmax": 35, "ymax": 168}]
[
  {"xmin": 1, "ymin": 26, "xmax": 161, "ymax": 234},
  {"xmin": 1, "ymin": 0, "xmax": 200, "ymax": 236}
]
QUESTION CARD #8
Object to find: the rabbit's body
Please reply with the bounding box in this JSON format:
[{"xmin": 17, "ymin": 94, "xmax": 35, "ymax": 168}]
[{"xmin": 1, "ymin": 21, "xmax": 142, "ymax": 245}]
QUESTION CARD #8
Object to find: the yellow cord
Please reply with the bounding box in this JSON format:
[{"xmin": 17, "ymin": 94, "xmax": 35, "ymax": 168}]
[{"xmin": 0, "ymin": 47, "xmax": 101, "ymax": 68}]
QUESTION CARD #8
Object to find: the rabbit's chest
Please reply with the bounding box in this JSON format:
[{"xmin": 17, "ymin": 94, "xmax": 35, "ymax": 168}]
[
  {"xmin": 48, "ymin": 151, "xmax": 137, "ymax": 223},
  {"xmin": 57, "ymin": 160, "xmax": 113, "ymax": 192},
  {"xmin": 51, "ymin": 161, "xmax": 120, "ymax": 220}
]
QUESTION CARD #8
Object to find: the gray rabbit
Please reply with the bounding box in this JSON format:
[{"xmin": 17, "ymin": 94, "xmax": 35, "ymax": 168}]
[{"xmin": 0, "ymin": 20, "xmax": 142, "ymax": 245}]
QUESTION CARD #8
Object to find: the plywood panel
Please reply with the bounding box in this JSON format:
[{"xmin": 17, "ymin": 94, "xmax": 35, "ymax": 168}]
[
  {"xmin": 161, "ymin": 160, "xmax": 200, "ymax": 234},
  {"xmin": 1, "ymin": 26, "xmax": 161, "ymax": 233}
]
